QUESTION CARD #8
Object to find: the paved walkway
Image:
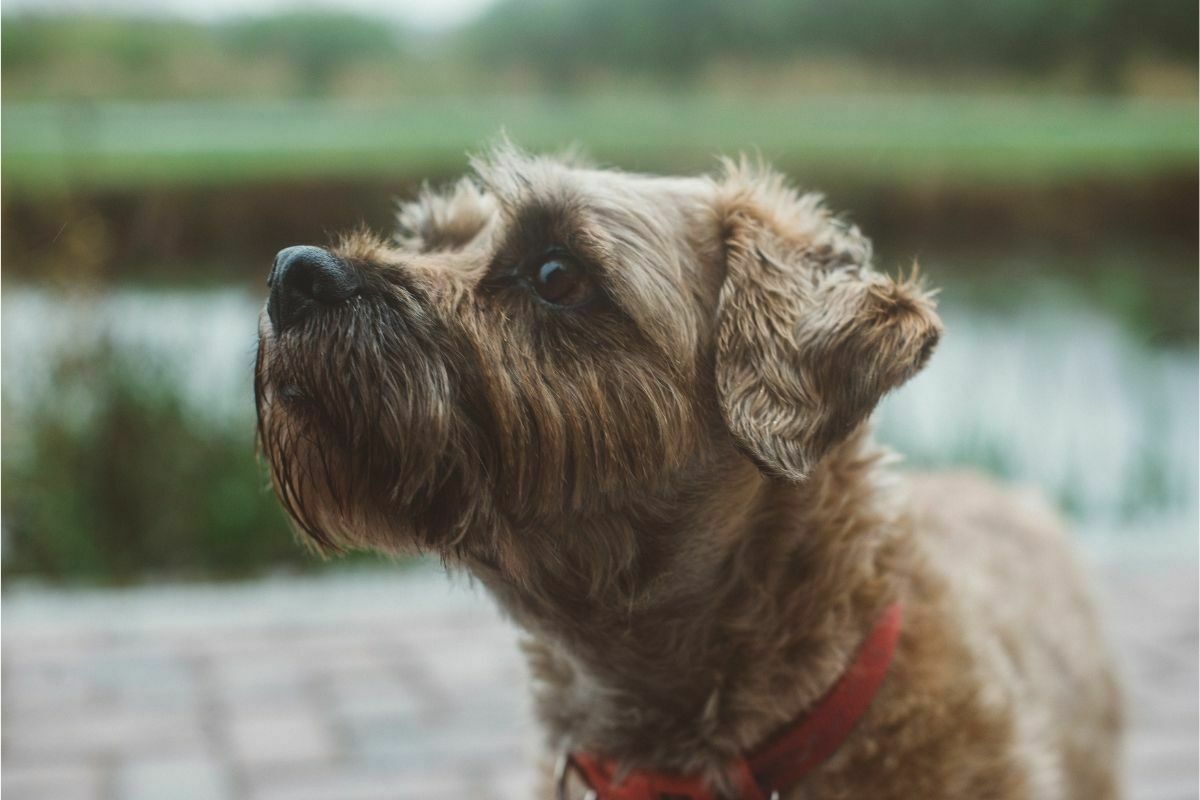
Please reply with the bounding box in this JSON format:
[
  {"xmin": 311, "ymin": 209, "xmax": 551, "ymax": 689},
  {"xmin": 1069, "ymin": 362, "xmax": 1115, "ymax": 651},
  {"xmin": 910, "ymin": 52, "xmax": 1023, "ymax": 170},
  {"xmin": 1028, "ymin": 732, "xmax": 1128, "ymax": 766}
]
[{"xmin": 3, "ymin": 558, "xmax": 1196, "ymax": 800}]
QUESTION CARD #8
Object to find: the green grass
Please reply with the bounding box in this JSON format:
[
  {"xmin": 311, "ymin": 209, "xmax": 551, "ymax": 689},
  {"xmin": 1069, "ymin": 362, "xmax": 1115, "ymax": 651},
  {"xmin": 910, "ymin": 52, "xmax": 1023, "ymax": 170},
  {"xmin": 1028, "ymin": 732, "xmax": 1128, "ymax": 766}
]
[{"xmin": 3, "ymin": 94, "xmax": 1196, "ymax": 191}]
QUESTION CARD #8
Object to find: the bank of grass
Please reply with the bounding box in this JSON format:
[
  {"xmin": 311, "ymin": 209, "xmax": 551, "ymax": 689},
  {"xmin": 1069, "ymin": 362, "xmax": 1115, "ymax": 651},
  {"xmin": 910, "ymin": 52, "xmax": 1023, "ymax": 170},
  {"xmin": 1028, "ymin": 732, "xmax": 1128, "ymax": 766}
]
[
  {"xmin": 0, "ymin": 338, "xmax": 394, "ymax": 583},
  {"xmin": 3, "ymin": 93, "xmax": 1196, "ymax": 192}
]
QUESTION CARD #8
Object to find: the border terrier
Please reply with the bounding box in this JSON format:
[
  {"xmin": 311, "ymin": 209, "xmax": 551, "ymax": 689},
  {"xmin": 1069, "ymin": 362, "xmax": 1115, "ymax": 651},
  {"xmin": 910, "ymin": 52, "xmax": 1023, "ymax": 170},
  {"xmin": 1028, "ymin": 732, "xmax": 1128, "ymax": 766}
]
[{"xmin": 254, "ymin": 145, "xmax": 1122, "ymax": 799}]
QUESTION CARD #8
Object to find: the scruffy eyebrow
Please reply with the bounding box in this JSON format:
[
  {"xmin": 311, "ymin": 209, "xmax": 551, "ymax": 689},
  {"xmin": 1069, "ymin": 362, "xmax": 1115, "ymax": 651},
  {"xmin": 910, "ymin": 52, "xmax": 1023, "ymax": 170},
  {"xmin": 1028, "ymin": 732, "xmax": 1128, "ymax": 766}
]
[
  {"xmin": 469, "ymin": 141, "xmax": 585, "ymax": 212},
  {"xmin": 490, "ymin": 195, "xmax": 611, "ymax": 275}
]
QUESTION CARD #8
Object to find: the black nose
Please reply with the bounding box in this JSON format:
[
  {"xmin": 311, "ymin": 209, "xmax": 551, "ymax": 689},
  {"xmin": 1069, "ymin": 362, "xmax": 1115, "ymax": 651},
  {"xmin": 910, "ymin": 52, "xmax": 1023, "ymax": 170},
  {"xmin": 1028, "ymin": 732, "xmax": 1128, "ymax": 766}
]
[{"xmin": 267, "ymin": 246, "xmax": 360, "ymax": 332}]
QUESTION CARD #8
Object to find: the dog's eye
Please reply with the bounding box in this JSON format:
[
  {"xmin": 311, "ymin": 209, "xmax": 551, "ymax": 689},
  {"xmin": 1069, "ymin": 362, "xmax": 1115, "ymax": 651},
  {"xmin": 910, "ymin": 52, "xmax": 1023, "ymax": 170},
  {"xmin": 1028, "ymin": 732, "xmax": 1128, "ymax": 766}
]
[{"xmin": 530, "ymin": 256, "xmax": 593, "ymax": 307}]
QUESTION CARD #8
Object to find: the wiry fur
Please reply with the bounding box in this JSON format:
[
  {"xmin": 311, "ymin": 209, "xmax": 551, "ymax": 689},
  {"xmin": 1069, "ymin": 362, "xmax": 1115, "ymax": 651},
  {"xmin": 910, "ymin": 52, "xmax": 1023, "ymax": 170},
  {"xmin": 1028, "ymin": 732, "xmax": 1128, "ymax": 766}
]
[{"xmin": 255, "ymin": 145, "xmax": 1123, "ymax": 799}]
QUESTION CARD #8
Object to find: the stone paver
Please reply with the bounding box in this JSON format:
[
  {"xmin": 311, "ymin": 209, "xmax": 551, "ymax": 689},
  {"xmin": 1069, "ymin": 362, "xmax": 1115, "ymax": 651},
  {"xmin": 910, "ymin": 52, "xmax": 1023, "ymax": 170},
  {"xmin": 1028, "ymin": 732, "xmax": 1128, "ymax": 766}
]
[
  {"xmin": 225, "ymin": 708, "xmax": 339, "ymax": 767},
  {"xmin": 2, "ymin": 558, "xmax": 1195, "ymax": 800},
  {"xmin": 2, "ymin": 763, "xmax": 105, "ymax": 800},
  {"xmin": 117, "ymin": 755, "xmax": 233, "ymax": 800},
  {"xmin": 1096, "ymin": 562, "xmax": 1200, "ymax": 800},
  {"xmin": 3, "ymin": 569, "xmax": 537, "ymax": 800}
]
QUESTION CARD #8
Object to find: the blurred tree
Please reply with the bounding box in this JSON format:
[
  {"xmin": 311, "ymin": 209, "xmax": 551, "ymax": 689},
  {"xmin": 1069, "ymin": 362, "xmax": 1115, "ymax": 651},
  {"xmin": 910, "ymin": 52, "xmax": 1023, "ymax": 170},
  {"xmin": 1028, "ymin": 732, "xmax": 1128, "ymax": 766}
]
[
  {"xmin": 1081, "ymin": 0, "xmax": 1198, "ymax": 91},
  {"xmin": 465, "ymin": 0, "xmax": 1198, "ymax": 91},
  {"xmin": 220, "ymin": 12, "xmax": 403, "ymax": 96},
  {"xmin": 2, "ymin": 1, "xmax": 1194, "ymax": 98},
  {"xmin": 467, "ymin": 0, "xmax": 752, "ymax": 87},
  {"xmin": 1, "ymin": 16, "xmax": 212, "ymax": 98}
]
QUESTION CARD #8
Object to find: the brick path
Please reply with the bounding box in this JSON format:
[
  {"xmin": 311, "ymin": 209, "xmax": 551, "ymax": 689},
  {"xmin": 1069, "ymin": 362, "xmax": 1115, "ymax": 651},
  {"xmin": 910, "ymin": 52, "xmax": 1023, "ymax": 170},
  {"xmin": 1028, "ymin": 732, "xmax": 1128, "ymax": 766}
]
[{"xmin": 3, "ymin": 558, "xmax": 1196, "ymax": 800}]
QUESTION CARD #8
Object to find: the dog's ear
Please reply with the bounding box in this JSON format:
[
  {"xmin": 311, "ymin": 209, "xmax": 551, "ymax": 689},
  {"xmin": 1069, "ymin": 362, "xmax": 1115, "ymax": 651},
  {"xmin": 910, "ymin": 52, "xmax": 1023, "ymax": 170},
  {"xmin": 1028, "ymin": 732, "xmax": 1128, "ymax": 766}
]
[
  {"xmin": 395, "ymin": 177, "xmax": 497, "ymax": 252},
  {"xmin": 714, "ymin": 166, "xmax": 941, "ymax": 480}
]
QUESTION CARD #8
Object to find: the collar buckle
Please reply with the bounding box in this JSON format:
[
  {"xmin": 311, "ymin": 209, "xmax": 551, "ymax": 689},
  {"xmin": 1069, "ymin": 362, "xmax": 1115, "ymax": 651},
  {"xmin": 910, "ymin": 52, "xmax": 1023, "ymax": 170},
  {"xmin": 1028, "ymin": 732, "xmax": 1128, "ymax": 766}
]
[{"xmin": 555, "ymin": 753, "xmax": 597, "ymax": 800}]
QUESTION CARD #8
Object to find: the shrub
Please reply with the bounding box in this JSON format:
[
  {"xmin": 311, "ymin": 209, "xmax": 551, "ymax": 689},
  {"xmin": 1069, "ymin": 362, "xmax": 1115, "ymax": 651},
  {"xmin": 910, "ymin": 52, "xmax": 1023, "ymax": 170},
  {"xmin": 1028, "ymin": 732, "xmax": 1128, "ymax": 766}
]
[{"xmin": 1, "ymin": 339, "xmax": 315, "ymax": 582}]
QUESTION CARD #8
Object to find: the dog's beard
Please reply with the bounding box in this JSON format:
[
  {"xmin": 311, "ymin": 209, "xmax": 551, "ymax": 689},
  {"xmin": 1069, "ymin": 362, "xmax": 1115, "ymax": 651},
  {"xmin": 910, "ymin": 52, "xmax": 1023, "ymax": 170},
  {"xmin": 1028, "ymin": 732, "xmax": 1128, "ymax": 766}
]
[{"xmin": 253, "ymin": 296, "xmax": 484, "ymax": 554}]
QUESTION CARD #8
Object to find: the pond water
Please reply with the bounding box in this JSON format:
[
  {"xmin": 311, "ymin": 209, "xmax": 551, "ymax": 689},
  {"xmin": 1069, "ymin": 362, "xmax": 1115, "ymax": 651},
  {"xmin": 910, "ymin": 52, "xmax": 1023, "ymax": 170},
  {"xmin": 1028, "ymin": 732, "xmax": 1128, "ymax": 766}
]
[{"xmin": 3, "ymin": 285, "xmax": 1196, "ymax": 552}]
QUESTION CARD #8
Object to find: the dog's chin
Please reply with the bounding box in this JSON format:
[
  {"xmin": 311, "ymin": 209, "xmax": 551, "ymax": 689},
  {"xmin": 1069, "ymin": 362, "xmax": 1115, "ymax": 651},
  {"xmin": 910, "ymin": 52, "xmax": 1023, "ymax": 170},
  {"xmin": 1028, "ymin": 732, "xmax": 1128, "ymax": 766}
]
[
  {"xmin": 255, "ymin": 374, "xmax": 482, "ymax": 558},
  {"xmin": 256, "ymin": 419, "xmax": 419, "ymax": 555}
]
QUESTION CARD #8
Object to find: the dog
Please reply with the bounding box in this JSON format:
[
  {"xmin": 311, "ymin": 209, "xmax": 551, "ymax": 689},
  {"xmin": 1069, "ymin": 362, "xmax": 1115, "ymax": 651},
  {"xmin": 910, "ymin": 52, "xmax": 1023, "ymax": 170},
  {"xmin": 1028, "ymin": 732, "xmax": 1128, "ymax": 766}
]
[{"xmin": 254, "ymin": 145, "xmax": 1123, "ymax": 799}]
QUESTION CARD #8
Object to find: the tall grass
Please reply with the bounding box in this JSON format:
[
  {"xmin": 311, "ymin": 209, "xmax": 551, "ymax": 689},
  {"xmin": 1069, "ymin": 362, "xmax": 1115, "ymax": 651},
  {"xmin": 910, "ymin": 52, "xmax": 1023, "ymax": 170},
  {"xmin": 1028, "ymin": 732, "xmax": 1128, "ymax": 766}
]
[
  {"xmin": 877, "ymin": 306, "xmax": 1197, "ymax": 538},
  {"xmin": 1, "ymin": 290, "xmax": 303, "ymax": 581}
]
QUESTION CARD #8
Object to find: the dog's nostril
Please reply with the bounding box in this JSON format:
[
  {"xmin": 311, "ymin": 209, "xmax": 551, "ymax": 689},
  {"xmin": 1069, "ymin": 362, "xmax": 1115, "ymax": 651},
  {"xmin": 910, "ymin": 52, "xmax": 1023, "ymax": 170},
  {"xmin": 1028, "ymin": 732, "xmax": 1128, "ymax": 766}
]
[
  {"xmin": 267, "ymin": 245, "xmax": 361, "ymax": 332},
  {"xmin": 276, "ymin": 246, "xmax": 359, "ymax": 304}
]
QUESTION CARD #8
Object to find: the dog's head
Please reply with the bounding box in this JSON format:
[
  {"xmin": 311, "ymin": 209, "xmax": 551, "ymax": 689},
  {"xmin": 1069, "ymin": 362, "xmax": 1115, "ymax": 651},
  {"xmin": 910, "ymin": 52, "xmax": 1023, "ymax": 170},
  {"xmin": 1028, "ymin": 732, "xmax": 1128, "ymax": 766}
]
[{"xmin": 254, "ymin": 146, "xmax": 940, "ymax": 571}]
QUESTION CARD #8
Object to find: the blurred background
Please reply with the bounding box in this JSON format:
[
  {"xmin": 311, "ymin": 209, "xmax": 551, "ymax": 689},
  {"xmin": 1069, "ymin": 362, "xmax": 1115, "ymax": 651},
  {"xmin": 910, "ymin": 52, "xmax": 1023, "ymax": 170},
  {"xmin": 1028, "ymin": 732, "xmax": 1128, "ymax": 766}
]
[{"xmin": 2, "ymin": 1, "xmax": 1197, "ymax": 798}]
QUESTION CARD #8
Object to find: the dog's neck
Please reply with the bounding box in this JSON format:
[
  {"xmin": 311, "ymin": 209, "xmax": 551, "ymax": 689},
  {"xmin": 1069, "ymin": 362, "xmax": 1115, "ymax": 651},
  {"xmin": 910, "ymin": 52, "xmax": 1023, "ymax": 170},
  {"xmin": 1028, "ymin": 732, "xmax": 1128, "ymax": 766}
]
[{"xmin": 470, "ymin": 428, "xmax": 907, "ymax": 781}]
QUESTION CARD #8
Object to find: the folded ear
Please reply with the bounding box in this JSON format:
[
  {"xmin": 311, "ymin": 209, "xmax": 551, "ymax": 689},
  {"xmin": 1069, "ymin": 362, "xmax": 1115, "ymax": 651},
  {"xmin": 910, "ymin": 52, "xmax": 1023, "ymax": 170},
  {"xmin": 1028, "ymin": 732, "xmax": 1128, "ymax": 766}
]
[
  {"xmin": 715, "ymin": 168, "xmax": 941, "ymax": 480},
  {"xmin": 395, "ymin": 177, "xmax": 497, "ymax": 252}
]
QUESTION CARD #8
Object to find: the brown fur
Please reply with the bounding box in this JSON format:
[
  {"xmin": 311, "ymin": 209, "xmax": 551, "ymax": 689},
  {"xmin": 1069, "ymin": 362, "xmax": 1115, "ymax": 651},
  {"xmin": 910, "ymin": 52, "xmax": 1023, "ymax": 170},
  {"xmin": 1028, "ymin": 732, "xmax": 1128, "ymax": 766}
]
[{"xmin": 255, "ymin": 144, "xmax": 1123, "ymax": 799}]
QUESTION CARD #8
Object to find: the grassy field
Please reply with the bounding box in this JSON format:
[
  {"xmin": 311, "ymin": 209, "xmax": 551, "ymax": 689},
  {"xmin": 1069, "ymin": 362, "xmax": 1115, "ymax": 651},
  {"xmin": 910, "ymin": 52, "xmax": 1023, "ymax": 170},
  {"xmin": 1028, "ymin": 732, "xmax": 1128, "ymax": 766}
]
[{"xmin": 3, "ymin": 94, "xmax": 1196, "ymax": 191}]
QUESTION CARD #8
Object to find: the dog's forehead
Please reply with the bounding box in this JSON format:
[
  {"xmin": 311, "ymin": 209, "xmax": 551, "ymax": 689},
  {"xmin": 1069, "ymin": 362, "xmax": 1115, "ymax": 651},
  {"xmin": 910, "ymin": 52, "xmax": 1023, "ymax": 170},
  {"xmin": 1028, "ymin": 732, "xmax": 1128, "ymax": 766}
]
[{"xmin": 473, "ymin": 149, "xmax": 710, "ymax": 240}]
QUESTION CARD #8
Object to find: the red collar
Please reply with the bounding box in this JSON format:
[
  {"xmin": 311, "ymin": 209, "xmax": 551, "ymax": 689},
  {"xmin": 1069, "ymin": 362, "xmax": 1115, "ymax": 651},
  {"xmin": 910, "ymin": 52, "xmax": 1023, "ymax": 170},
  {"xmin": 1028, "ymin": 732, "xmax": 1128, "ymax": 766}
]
[{"xmin": 557, "ymin": 602, "xmax": 903, "ymax": 800}]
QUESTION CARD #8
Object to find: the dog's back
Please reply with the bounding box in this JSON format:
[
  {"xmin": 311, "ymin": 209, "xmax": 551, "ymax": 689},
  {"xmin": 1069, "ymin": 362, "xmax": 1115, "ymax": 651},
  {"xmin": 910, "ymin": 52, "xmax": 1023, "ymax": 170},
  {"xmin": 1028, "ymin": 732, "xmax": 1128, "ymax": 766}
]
[{"xmin": 907, "ymin": 471, "xmax": 1123, "ymax": 799}]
